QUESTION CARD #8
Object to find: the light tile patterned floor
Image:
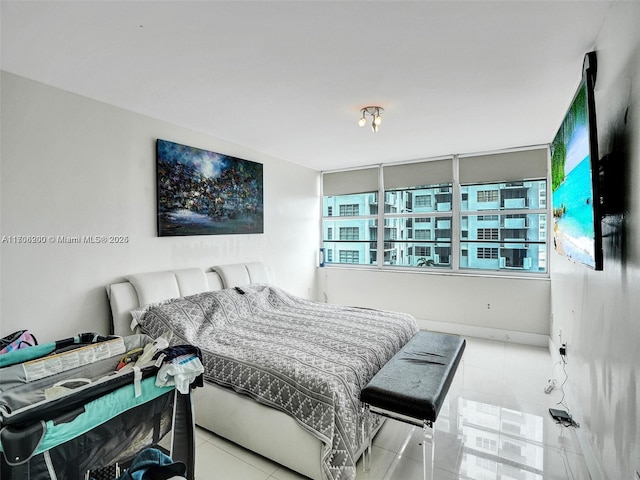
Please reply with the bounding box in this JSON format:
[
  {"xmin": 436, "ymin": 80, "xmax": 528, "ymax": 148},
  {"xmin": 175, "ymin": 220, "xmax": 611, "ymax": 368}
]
[{"xmin": 190, "ymin": 337, "xmax": 590, "ymax": 479}]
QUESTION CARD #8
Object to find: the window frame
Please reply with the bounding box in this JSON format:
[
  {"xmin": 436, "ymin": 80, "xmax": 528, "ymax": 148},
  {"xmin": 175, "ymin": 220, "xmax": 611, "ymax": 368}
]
[{"xmin": 321, "ymin": 149, "xmax": 549, "ymax": 278}]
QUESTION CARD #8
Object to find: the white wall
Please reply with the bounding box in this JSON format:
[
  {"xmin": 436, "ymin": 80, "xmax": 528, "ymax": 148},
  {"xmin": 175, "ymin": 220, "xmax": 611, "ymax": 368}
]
[
  {"xmin": 550, "ymin": 2, "xmax": 640, "ymax": 479},
  {"xmin": 320, "ymin": 268, "xmax": 550, "ymax": 344},
  {"xmin": 0, "ymin": 72, "xmax": 320, "ymax": 343}
]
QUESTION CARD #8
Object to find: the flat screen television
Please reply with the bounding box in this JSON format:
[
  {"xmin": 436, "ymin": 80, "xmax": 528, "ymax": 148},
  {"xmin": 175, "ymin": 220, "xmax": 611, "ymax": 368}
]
[{"xmin": 550, "ymin": 51, "xmax": 603, "ymax": 270}]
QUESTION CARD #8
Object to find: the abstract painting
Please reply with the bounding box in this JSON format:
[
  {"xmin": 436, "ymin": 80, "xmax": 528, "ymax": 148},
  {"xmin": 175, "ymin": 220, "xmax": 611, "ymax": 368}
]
[{"xmin": 156, "ymin": 139, "xmax": 263, "ymax": 236}]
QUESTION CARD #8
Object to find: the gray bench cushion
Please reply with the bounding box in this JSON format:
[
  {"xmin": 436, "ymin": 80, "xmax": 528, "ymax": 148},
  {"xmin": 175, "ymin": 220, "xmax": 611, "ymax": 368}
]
[{"xmin": 360, "ymin": 331, "xmax": 465, "ymax": 422}]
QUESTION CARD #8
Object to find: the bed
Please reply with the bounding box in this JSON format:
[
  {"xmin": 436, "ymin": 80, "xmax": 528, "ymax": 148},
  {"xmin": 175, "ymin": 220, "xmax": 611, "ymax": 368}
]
[{"xmin": 107, "ymin": 262, "xmax": 418, "ymax": 480}]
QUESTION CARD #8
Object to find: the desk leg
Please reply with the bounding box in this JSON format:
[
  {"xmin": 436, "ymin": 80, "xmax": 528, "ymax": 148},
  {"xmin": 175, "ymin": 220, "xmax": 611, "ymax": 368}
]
[
  {"xmin": 362, "ymin": 404, "xmax": 371, "ymax": 472},
  {"xmin": 422, "ymin": 420, "xmax": 434, "ymax": 480}
]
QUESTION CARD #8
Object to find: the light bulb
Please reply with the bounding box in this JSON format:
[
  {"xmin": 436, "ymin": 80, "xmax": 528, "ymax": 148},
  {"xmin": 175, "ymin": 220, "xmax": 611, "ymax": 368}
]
[
  {"xmin": 372, "ymin": 122, "xmax": 379, "ymax": 133},
  {"xmin": 358, "ymin": 116, "xmax": 366, "ymax": 127},
  {"xmin": 374, "ymin": 115, "xmax": 382, "ymax": 126}
]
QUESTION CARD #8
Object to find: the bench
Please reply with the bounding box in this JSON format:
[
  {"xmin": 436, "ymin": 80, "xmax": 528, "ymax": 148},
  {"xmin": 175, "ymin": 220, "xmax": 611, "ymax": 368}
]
[{"xmin": 360, "ymin": 330, "xmax": 465, "ymax": 480}]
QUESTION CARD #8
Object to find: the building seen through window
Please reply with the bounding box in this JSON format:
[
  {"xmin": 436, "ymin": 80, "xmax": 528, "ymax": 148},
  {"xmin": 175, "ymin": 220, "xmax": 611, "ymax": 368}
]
[{"xmin": 321, "ymin": 149, "xmax": 548, "ymax": 274}]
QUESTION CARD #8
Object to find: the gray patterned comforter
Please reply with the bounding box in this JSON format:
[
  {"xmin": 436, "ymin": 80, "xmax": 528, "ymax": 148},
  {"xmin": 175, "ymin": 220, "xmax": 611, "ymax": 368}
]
[{"xmin": 131, "ymin": 285, "xmax": 418, "ymax": 480}]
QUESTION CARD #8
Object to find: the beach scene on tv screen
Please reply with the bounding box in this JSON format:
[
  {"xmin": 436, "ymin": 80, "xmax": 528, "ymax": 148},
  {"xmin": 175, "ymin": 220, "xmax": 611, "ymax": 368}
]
[{"xmin": 551, "ymin": 83, "xmax": 596, "ymax": 268}]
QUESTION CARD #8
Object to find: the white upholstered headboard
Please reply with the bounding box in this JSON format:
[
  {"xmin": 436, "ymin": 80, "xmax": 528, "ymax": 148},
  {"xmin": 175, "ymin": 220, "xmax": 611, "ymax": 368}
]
[{"xmin": 106, "ymin": 262, "xmax": 272, "ymax": 336}]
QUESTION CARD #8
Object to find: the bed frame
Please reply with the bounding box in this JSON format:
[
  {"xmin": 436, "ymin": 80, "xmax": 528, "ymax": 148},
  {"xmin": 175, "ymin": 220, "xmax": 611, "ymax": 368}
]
[{"xmin": 106, "ymin": 262, "xmax": 379, "ymax": 480}]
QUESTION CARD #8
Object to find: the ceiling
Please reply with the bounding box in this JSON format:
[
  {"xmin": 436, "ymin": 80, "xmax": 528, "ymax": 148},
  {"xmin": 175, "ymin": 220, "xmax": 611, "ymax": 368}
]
[{"xmin": 0, "ymin": 1, "xmax": 613, "ymax": 171}]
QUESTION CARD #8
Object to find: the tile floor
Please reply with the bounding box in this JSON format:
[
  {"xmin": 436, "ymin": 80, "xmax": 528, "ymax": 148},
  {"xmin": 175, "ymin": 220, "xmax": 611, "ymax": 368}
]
[{"xmin": 190, "ymin": 337, "xmax": 590, "ymax": 479}]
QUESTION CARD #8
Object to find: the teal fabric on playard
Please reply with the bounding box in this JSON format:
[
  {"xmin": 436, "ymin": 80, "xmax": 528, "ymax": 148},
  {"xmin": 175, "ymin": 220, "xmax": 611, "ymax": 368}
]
[
  {"xmin": 0, "ymin": 333, "xmax": 198, "ymax": 480},
  {"xmin": 0, "ymin": 377, "xmax": 172, "ymax": 459},
  {"xmin": 0, "ymin": 333, "xmax": 116, "ymax": 369},
  {"xmin": 0, "ymin": 342, "xmax": 57, "ymax": 368}
]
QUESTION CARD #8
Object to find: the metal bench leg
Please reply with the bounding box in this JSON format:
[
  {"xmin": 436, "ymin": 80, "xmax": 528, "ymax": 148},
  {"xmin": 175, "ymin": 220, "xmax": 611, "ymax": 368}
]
[
  {"xmin": 362, "ymin": 403, "xmax": 371, "ymax": 472},
  {"xmin": 422, "ymin": 420, "xmax": 434, "ymax": 480}
]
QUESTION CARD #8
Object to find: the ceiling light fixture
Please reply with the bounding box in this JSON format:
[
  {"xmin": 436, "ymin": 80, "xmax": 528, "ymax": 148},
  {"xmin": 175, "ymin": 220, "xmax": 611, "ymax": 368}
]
[{"xmin": 358, "ymin": 106, "xmax": 384, "ymax": 133}]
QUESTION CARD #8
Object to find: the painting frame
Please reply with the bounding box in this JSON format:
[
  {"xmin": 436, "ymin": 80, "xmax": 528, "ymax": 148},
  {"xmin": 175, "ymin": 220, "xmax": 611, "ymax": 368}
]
[{"xmin": 156, "ymin": 139, "xmax": 264, "ymax": 237}]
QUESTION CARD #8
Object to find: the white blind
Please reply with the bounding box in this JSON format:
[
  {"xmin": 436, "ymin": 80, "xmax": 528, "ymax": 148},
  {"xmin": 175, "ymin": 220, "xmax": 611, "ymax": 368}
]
[
  {"xmin": 322, "ymin": 167, "xmax": 379, "ymax": 196},
  {"xmin": 383, "ymin": 158, "xmax": 453, "ymax": 190},
  {"xmin": 459, "ymin": 149, "xmax": 547, "ymax": 184}
]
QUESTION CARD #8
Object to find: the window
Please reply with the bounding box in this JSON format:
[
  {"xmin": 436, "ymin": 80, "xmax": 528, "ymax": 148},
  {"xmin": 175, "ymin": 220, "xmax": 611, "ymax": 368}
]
[
  {"xmin": 339, "ymin": 204, "xmax": 359, "ymax": 216},
  {"xmin": 477, "ymin": 190, "xmax": 499, "ymax": 202},
  {"xmin": 322, "ymin": 148, "xmax": 548, "ymax": 274},
  {"xmin": 321, "ymin": 189, "xmax": 377, "ymax": 265},
  {"xmin": 415, "ymin": 195, "xmax": 432, "ymax": 207},
  {"xmin": 475, "ymin": 437, "xmax": 498, "ymax": 451},
  {"xmin": 339, "ymin": 227, "xmax": 359, "ymax": 240},
  {"xmin": 502, "ymin": 422, "xmax": 522, "ymax": 435},
  {"xmin": 501, "ymin": 441, "xmax": 522, "ymax": 456},
  {"xmin": 458, "ymin": 149, "xmax": 547, "ymax": 273},
  {"xmin": 460, "ymin": 182, "xmax": 547, "ymax": 272},
  {"xmin": 339, "ymin": 251, "xmax": 359, "ymax": 264},
  {"xmin": 376, "ymin": 159, "xmax": 454, "ymax": 267},
  {"xmin": 477, "ymin": 228, "xmax": 499, "ymax": 240},
  {"xmin": 478, "ymin": 247, "xmax": 499, "ymax": 259}
]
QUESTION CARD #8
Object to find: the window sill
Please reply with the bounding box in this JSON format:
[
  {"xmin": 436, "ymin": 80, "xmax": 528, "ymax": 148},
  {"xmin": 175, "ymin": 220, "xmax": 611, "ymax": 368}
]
[{"xmin": 318, "ymin": 264, "xmax": 550, "ymax": 281}]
